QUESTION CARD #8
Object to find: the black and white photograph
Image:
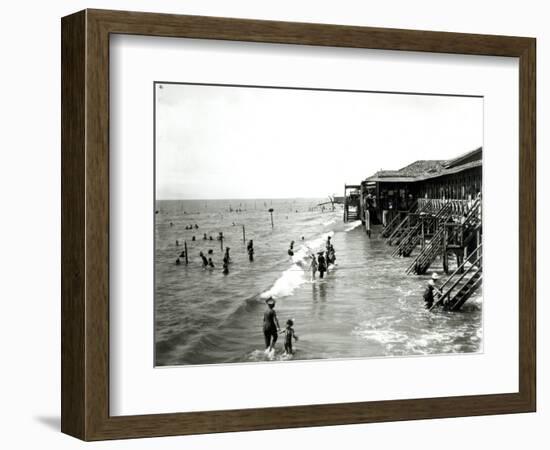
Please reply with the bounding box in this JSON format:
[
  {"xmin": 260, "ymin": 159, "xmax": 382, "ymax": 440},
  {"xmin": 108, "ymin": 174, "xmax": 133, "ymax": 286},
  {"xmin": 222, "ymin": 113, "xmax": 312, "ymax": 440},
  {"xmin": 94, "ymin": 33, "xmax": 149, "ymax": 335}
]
[{"xmin": 154, "ymin": 83, "xmax": 483, "ymax": 367}]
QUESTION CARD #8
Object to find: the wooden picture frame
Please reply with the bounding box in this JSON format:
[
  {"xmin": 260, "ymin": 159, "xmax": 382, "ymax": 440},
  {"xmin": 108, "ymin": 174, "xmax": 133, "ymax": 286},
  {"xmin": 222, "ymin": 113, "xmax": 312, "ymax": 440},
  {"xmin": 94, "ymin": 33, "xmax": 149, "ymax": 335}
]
[{"xmin": 61, "ymin": 9, "xmax": 536, "ymax": 441}]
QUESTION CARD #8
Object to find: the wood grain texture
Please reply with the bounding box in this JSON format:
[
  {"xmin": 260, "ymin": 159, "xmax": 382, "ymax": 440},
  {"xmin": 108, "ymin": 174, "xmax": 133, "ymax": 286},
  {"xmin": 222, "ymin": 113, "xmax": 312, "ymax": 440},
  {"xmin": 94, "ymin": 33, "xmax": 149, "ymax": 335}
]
[
  {"xmin": 61, "ymin": 10, "xmax": 86, "ymax": 439},
  {"xmin": 60, "ymin": 9, "xmax": 537, "ymax": 441}
]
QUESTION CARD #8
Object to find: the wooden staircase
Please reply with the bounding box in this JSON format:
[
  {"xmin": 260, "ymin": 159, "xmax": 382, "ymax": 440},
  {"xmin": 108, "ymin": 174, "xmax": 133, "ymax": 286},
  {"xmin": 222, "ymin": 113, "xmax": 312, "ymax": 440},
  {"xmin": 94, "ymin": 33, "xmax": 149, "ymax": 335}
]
[
  {"xmin": 406, "ymin": 199, "xmax": 481, "ymax": 275},
  {"xmin": 381, "ymin": 201, "xmax": 418, "ymax": 238},
  {"xmin": 387, "ymin": 200, "xmax": 435, "ymax": 246},
  {"xmin": 345, "ymin": 207, "xmax": 360, "ymax": 221},
  {"xmin": 393, "ymin": 202, "xmax": 452, "ymax": 257},
  {"xmin": 430, "ymin": 244, "xmax": 482, "ymax": 311}
]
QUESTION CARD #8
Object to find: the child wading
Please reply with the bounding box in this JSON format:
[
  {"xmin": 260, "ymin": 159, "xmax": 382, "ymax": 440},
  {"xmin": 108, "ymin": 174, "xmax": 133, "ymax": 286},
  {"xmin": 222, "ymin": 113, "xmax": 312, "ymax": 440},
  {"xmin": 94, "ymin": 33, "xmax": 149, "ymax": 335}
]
[{"xmin": 281, "ymin": 319, "xmax": 299, "ymax": 355}]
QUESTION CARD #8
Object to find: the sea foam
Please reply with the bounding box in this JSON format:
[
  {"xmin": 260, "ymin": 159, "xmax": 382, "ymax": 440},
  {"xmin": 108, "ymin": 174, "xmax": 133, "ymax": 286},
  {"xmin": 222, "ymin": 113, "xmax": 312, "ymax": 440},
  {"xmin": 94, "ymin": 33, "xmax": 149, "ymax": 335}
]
[{"xmin": 260, "ymin": 219, "xmax": 360, "ymax": 300}]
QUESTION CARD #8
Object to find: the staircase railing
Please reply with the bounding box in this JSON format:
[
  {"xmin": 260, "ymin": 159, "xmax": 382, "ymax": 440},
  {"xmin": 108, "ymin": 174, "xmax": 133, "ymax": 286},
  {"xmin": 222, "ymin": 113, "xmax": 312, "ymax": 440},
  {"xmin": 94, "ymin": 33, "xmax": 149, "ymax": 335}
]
[
  {"xmin": 386, "ymin": 200, "xmax": 432, "ymax": 243},
  {"xmin": 405, "ymin": 198, "xmax": 480, "ymax": 274},
  {"xmin": 430, "ymin": 245, "xmax": 482, "ymax": 311},
  {"xmin": 406, "ymin": 226, "xmax": 444, "ymax": 274},
  {"xmin": 404, "ymin": 203, "xmax": 454, "ymax": 272},
  {"xmin": 392, "ymin": 222, "xmax": 421, "ymax": 256},
  {"xmin": 381, "ymin": 200, "xmax": 418, "ymax": 238}
]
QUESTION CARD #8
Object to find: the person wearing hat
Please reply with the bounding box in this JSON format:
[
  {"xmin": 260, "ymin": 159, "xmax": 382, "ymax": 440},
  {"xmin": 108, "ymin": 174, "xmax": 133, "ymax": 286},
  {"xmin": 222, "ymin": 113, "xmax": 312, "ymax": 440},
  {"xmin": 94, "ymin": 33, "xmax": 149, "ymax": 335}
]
[
  {"xmin": 263, "ymin": 297, "xmax": 280, "ymax": 351},
  {"xmin": 423, "ymin": 272, "xmax": 442, "ymax": 310}
]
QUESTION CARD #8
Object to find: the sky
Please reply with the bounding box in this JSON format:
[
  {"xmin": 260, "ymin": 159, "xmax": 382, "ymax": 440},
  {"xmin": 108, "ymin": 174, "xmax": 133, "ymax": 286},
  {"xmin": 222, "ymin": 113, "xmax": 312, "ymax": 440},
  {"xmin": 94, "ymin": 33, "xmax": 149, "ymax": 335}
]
[{"xmin": 155, "ymin": 83, "xmax": 483, "ymax": 200}]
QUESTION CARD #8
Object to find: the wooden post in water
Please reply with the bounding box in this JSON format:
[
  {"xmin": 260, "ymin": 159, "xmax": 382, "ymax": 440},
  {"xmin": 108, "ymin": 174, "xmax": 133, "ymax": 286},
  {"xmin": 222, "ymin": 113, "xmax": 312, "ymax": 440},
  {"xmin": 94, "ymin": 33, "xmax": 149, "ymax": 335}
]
[
  {"xmin": 242, "ymin": 225, "xmax": 246, "ymax": 243},
  {"xmin": 476, "ymin": 228, "xmax": 481, "ymax": 260},
  {"xmin": 343, "ymin": 185, "xmax": 347, "ymax": 222},
  {"xmin": 268, "ymin": 208, "xmax": 274, "ymax": 228},
  {"xmin": 220, "ymin": 232, "xmax": 224, "ymax": 251},
  {"xmin": 419, "ymin": 216, "xmax": 426, "ymax": 249},
  {"xmin": 442, "ymin": 226, "xmax": 449, "ymax": 274},
  {"xmin": 184, "ymin": 241, "xmax": 189, "ymax": 265},
  {"xmin": 360, "ymin": 186, "xmax": 364, "ymax": 225}
]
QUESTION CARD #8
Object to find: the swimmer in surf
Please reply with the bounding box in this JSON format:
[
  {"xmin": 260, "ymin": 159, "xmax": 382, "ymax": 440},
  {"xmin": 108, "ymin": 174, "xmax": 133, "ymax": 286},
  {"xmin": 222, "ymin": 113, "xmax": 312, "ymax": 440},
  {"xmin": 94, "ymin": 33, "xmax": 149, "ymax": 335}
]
[
  {"xmin": 310, "ymin": 254, "xmax": 318, "ymax": 280},
  {"xmin": 280, "ymin": 319, "xmax": 298, "ymax": 355},
  {"xmin": 263, "ymin": 297, "xmax": 280, "ymax": 351},
  {"xmin": 287, "ymin": 240, "xmax": 295, "ymax": 257},
  {"xmin": 247, "ymin": 240, "xmax": 254, "ymax": 262},
  {"xmin": 317, "ymin": 252, "xmax": 327, "ymax": 279},
  {"xmin": 199, "ymin": 251, "xmax": 208, "ymax": 268}
]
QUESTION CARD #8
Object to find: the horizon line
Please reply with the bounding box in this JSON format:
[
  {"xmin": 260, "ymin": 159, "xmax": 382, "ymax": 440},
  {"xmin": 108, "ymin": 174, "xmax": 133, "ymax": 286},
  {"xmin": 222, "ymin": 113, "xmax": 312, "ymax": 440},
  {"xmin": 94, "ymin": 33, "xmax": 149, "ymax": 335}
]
[{"xmin": 155, "ymin": 196, "xmax": 337, "ymax": 201}]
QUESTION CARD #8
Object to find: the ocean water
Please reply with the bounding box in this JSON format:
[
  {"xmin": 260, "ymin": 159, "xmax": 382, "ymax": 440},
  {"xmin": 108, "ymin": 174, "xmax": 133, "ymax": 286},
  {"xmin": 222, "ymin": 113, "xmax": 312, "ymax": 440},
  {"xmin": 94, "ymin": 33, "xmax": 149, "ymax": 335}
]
[{"xmin": 155, "ymin": 198, "xmax": 482, "ymax": 366}]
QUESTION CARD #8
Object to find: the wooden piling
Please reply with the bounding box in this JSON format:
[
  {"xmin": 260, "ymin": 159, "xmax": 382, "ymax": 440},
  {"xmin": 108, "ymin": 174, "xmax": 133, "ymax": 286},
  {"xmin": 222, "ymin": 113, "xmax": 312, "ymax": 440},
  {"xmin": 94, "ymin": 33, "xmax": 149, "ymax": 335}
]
[
  {"xmin": 242, "ymin": 225, "xmax": 246, "ymax": 243},
  {"xmin": 443, "ymin": 227, "xmax": 449, "ymax": 273},
  {"xmin": 184, "ymin": 241, "xmax": 188, "ymax": 264},
  {"xmin": 421, "ymin": 219, "xmax": 425, "ymax": 249}
]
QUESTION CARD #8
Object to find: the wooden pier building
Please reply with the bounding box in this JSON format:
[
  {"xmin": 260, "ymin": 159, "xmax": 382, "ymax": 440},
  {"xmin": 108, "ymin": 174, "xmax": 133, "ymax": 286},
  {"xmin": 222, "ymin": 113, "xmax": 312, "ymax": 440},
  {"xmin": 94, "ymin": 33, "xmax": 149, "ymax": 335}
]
[{"xmin": 357, "ymin": 147, "xmax": 483, "ymax": 310}]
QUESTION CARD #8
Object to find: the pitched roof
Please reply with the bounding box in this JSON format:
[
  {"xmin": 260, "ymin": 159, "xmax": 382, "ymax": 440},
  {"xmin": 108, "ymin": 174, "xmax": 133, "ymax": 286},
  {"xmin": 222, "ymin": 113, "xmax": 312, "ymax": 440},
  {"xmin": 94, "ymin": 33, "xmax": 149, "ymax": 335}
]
[
  {"xmin": 397, "ymin": 160, "xmax": 448, "ymax": 177},
  {"xmin": 364, "ymin": 147, "xmax": 482, "ymax": 183}
]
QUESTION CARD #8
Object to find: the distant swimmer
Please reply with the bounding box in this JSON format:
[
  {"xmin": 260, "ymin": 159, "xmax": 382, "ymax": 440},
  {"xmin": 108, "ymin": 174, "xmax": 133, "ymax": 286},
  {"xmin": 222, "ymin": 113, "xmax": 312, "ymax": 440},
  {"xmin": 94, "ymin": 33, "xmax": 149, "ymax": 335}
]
[
  {"xmin": 301, "ymin": 236, "xmax": 305, "ymax": 240},
  {"xmin": 310, "ymin": 254, "xmax": 318, "ymax": 280},
  {"xmin": 223, "ymin": 247, "xmax": 231, "ymax": 265},
  {"xmin": 176, "ymin": 240, "xmax": 179, "ymax": 246},
  {"xmin": 263, "ymin": 297, "xmax": 280, "ymax": 352},
  {"xmin": 203, "ymin": 233, "xmax": 208, "ymax": 240},
  {"xmin": 222, "ymin": 260, "xmax": 229, "ymax": 275},
  {"xmin": 179, "ymin": 250, "xmax": 186, "ymax": 258},
  {"xmin": 247, "ymin": 240, "xmax": 254, "ymax": 262},
  {"xmin": 317, "ymin": 252, "xmax": 327, "ymax": 279},
  {"xmin": 175, "ymin": 258, "xmax": 181, "ymax": 265},
  {"xmin": 280, "ymin": 319, "xmax": 298, "ymax": 355},
  {"xmin": 199, "ymin": 251, "xmax": 208, "ymax": 268},
  {"xmin": 209, "ymin": 236, "xmax": 213, "ymax": 241},
  {"xmin": 423, "ymin": 273, "xmax": 442, "ymax": 310},
  {"xmin": 194, "ymin": 224, "xmax": 199, "ymax": 229},
  {"xmin": 208, "ymin": 257, "xmax": 215, "ymax": 268},
  {"xmin": 288, "ymin": 241, "xmax": 295, "ymax": 257},
  {"xmin": 207, "ymin": 249, "xmax": 213, "ymax": 255},
  {"xmin": 192, "ymin": 236, "xmax": 196, "ymax": 241},
  {"xmin": 326, "ymin": 236, "xmax": 332, "ymax": 250}
]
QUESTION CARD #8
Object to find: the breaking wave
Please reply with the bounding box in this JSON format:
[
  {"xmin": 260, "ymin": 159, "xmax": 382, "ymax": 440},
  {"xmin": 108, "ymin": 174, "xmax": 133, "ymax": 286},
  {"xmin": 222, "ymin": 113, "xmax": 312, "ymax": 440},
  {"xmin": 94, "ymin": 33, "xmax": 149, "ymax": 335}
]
[{"xmin": 260, "ymin": 220, "xmax": 361, "ymax": 300}]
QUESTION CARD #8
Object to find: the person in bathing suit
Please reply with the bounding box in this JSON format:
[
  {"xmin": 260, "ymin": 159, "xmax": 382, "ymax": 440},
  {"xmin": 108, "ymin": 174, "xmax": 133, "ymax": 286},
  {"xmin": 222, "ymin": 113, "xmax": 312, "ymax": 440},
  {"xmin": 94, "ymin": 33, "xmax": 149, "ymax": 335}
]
[
  {"xmin": 317, "ymin": 252, "xmax": 327, "ymax": 279},
  {"xmin": 199, "ymin": 251, "xmax": 208, "ymax": 268},
  {"xmin": 423, "ymin": 272, "xmax": 442, "ymax": 310},
  {"xmin": 247, "ymin": 240, "xmax": 254, "ymax": 262},
  {"xmin": 263, "ymin": 297, "xmax": 280, "ymax": 351},
  {"xmin": 280, "ymin": 319, "xmax": 298, "ymax": 355},
  {"xmin": 288, "ymin": 241, "xmax": 295, "ymax": 257},
  {"xmin": 310, "ymin": 254, "xmax": 318, "ymax": 280}
]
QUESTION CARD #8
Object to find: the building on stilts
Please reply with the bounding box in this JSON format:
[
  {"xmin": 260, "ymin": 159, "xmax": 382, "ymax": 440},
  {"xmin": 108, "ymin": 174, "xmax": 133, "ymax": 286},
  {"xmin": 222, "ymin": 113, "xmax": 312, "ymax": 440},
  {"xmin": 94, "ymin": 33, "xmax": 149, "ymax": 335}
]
[{"xmin": 359, "ymin": 147, "xmax": 482, "ymax": 311}]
